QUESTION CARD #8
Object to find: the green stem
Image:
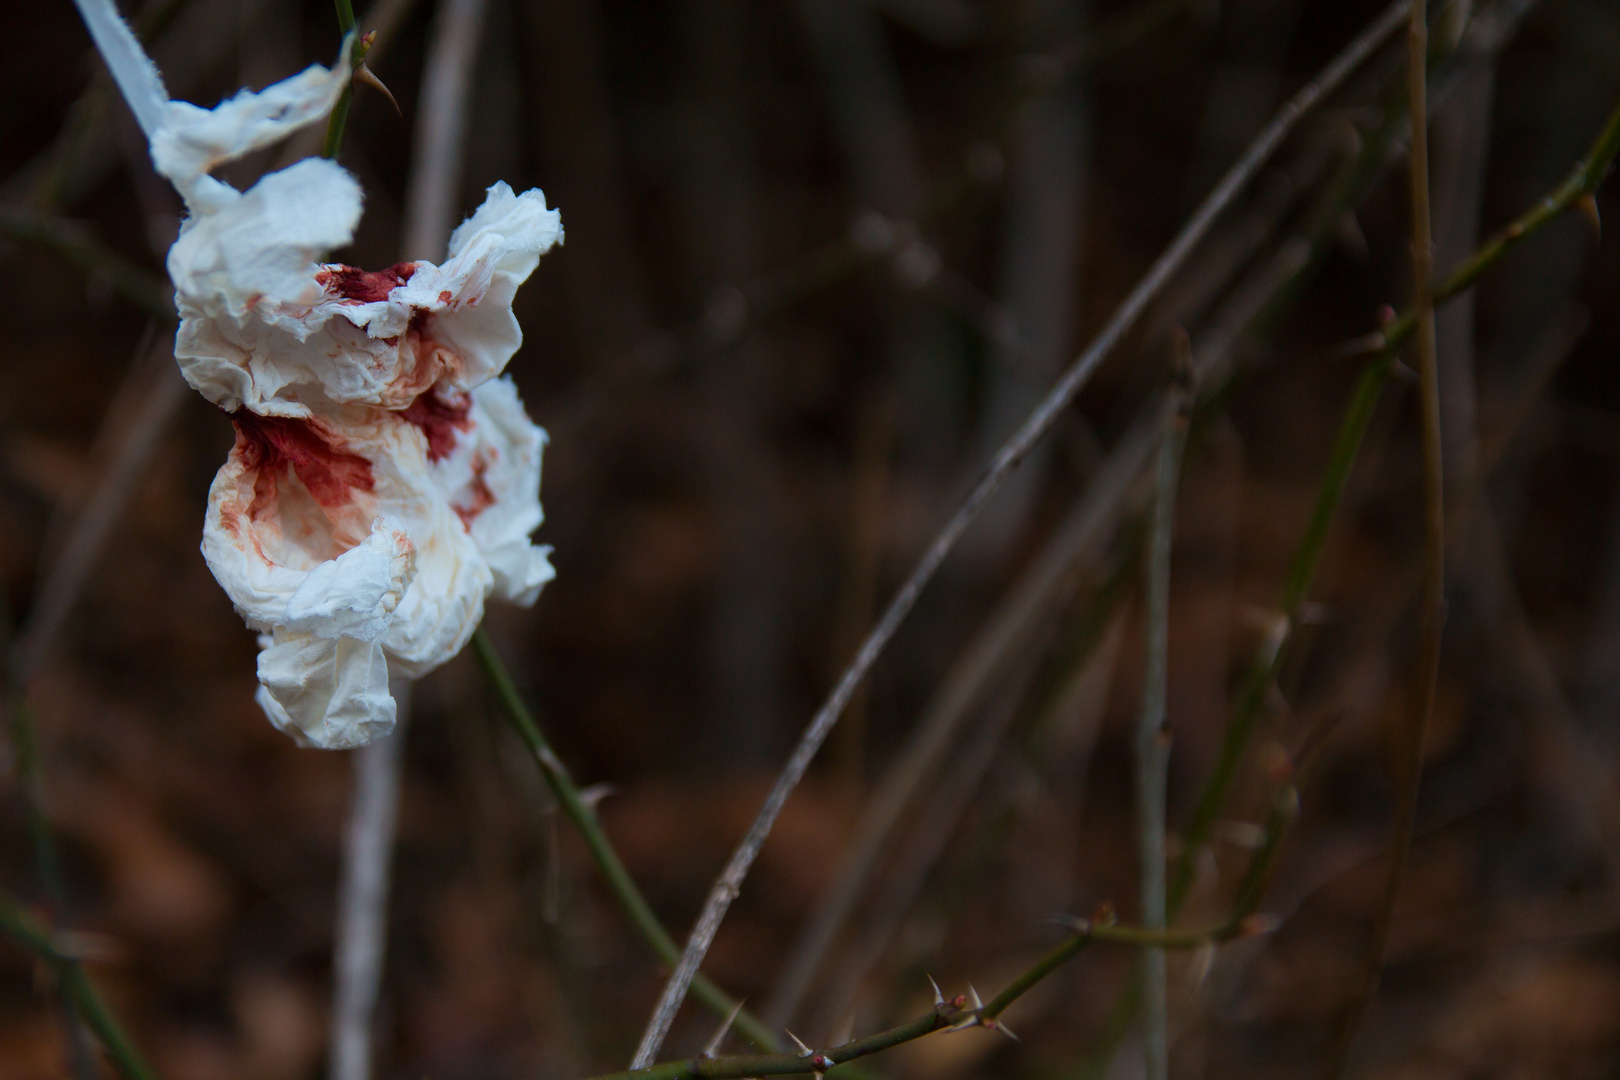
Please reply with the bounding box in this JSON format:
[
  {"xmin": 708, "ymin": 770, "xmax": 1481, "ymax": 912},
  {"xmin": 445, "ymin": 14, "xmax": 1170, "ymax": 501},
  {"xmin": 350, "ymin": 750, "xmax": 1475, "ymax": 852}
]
[
  {"xmin": 1138, "ymin": 368, "xmax": 1192, "ymax": 1080},
  {"xmin": 321, "ymin": 0, "xmax": 365, "ymax": 160},
  {"xmin": 1171, "ymin": 351, "xmax": 1393, "ymax": 910},
  {"xmin": 470, "ymin": 629, "xmax": 782, "ymax": 1053},
  {"xmin": 0, "ymin": 888, "xmax": 159, "ymax": 1080},
  {"xmin": 1377, "ymin": 91, "xmax": 1620, "ymax": 355},
  {"xmin": 1170, "ymin": 88, "xmax": 1620, "ymax": 917},
  {"xmin": 581, "ymin": 909, "xmax": 1256, "ymax": 1080}
]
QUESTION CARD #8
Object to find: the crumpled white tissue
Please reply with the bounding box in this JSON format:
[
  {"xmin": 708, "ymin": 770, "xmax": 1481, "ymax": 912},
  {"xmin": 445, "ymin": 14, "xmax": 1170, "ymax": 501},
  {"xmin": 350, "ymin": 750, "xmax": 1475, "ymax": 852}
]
[{"xmin": 73, "ymin": 0, "xmax": 561, "ymax": 748}]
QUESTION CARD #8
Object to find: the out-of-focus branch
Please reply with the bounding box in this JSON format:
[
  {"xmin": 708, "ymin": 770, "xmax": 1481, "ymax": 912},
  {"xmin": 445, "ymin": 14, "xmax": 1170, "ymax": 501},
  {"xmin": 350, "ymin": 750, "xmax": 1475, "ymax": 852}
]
[
  {"xmin": 1169, "ymin": 86, "xmax": 1620, "ymax": 916},
  {"xmin": 584, "ymin": 885, "xmax": 1285, "ymax": 1080},
  {"xmin": 1363, "ymin": 92, "xmax": 1620, "ymax": 358},
  {"xmin": 329, "ymin": 690, "xmax": 410, "ymax": 1080},
  {"xmin": 0, "ymin": 886, "xmax": 158, "ymax": 1080},
  {"xmin": 328, "ymin": 2, "xmax": 488, "ymax": 1075},
  {"xmin": 0, "ymin": 207, "xmax": 172, "ymax": 317},
  {"xmin": 470, "ymin": 630, "xmax": 783, "ymax": 1054},
  {"xmin": 1138, "ymin": 349, "xmax": 1193, "ymax": 1080},
  {"xmin": 398, "ymin": 0, "xmax": 488, "ymax": 261},
  {"xmin": 631, "ymin": 5, "xmax": 1410, "ymax": 1065},
  {"xmin": 1332, "ymin": 0, "xmax": 1447, "ymax": 1068},
  {"xmin": 766, "ymin": 407, "xmax": 1160, "ymax": 1027}
]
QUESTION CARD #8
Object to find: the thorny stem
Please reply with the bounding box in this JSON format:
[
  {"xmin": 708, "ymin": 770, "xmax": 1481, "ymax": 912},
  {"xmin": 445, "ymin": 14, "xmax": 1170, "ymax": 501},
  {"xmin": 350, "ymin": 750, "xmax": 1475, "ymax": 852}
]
[
  {"xmin": 1170, "ymin": 354, "xmax": 1393, "ymax": 911},
  {"xmin": 1138, "ymin": 353, "xmax": 1193, "ymax": 1080},
  {"xmin": 586, "ymin": 803, "xmax": 1296, "ymax": 1080},
  {"xmin": 1332, "ymin": 4, "xmax": 1447, "ymax": 1075},
  {"xmin": 1372, "ymin": 91, "xmax": 1620, "ymax": 355},
  {"xmin": 0, "ymin": 887, "xmax": 159, "ymax": 1080},
  {"xmin": 1167, "ymin": 84, "xmax": 1620, "ymax": 917},
  {"xmin": 469, "ymin": 629, "xmax": 783, "ymax": 1054},
  {"xmin": 631, "ymin": 7, "xmax": 1410, "ymax": 1066},
  {"xmin": 321, "ymin": 0, "xmax": 367, "ymax": 160}
]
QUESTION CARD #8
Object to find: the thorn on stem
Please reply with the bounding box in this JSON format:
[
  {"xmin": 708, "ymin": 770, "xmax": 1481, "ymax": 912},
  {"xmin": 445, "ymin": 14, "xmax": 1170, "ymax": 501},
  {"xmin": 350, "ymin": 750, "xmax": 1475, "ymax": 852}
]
[
  {"xmin": 786, "ymin": 1031, "xmax": 814, "ymax": 1058},
  {"xmin": 828, "ymin": 1009, "xmax": 855, "ymax": 1048},
  {"xmin": 699, "ymin": 999, "xmax": 746, "ymax": 1060},
  {"xmin": 928, "ymin": 974, "xmax": 946, "ymax": 1010},
  {"xmin": 355, "ymin": 63, "xmax": 401, "ymax": 115}
]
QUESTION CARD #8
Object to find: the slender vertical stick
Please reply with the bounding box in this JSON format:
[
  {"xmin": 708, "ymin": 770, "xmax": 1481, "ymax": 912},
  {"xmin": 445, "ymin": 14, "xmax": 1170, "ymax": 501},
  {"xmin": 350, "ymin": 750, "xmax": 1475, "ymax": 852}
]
[
  {"xmin": 329, "ymin": 688, "xmax": 410, "ymax": 1080},
  {"xmin": 326, "ymin": 2, "xmax": 487, "ymax": 1073},
  {"xmin": 0, "ymin": 888, "xmax": 158, "ymax": 1080},
  {"xmin": 1139, "ymin": 354, "xmax": 1192, "ymax": 1080},
  {"xmin": 399, "ymin": 0, "xmax": 489, "ymax": 261},
  {"xmin": 1331, "ymin": 3, "xmax": 1444, "ymax": 1074}
]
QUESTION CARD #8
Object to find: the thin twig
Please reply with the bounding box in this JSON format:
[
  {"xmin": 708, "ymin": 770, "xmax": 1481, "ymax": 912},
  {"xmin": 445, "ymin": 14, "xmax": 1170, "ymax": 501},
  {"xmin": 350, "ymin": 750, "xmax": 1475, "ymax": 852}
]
[
  {"xmin": 1366, "ymin": 95, "xmax": 1620, "ymax": 358},
  {"xmin": 1138, "ymin": 347, "xmax": 1193, "ymax": 1080},
  {"xmin": 584, "ymin": 889, "xmax": 1283, "ymax": 1080},
  {"xmin": 632, "ymin": 7, "xmax": 1410, "ymax": 1064},
  {"xmin": 1330, "ymin": 12, "xmax": 1445, "ymax": 1062},
  {"xmin": 326, "ymin": 0, "xmax": 488, "ymax": 1071},
  {"xmin": 398, "ymin": 0, "xmax": 488, "ymax": 260},
  {"xmin": 469, "ymin": 630, "xmax": 783, "ymax": 1053},
  {"xmin": 11, "ymin": 340, "xmax": 185, "ymax": 682},
  {"xmin": 0, "ymin": 206, "xmax": 173, "ymax": 317},
  {"xmin": 766, "ymin": 409, "xmax": 1160, "ymax": 1027},
  {"xmin": 329, "ymin": 689, "xmax": 410, "ymax": 1080},
  {"xmin": 0, "ymin": 886, "xmax": 158, "ymax": 1080},
  {"xmin": 1168, "ymin": 87, "xmax": 1620, "ymax": 919},
  {"xmin": 322, "ymin": 0, "xmax": 364, "ymax": 160}
]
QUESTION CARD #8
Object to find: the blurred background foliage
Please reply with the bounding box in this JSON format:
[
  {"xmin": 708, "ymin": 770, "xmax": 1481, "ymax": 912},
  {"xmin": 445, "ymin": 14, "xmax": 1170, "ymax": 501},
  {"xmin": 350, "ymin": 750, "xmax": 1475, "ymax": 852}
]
[{"xmin": 4, "ymin": 0, "xmax": 1620, "ymax": 1077}]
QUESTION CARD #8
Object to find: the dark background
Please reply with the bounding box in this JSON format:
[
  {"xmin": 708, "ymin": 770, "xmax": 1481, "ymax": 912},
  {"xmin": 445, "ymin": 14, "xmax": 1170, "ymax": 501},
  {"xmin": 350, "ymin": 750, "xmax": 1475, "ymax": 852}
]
[{"xmin": 4, "ymin": 0, "xmax": 1620, "ymax": 1077}]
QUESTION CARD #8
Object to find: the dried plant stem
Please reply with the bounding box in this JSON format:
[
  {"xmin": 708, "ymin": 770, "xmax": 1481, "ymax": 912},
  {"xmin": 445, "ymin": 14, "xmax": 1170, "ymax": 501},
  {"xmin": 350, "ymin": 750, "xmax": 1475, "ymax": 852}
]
[
  {"xmin": 1169, "ymin": 85, "xmax": 1620, "ymax": 915},
  {"xmin": 631, "ymin": 7, "xmax": 1409, "ymax": 1065},
  {"xmin": 0, "ymin": 887, "xmax": 158, "ymax": 1080},
  {"xmin": 329, "ymin": 697, "xmax": 409, "ymax": 1080},
  {"xmin": 326, "ymin": 2, "xmax": 486, "ymax": 1071},
  {"xmin": 1139, "ymin": 368, "xmax": 1193, "ymax": 1080},
  {"xmin": 1331, "ymin": 5, "xmax": 1445, "ymax": 1073},
  {"xmin": 589, "ymin": 794, "xmax": 1293, "ymax": 1080},
  {"xmin": 766, "ymin": 408, "xmax": 1160, "ymax": 1028},
  {"xmin": 13, "ymin": 345, "xmax": 186, "ymax": 682},
  {"xmin": 2, "ymin": 689, "xmax": 97, "ymax": 1080},
  {"xmin": 1371, "ymin": 94, "xmax": 1620, "ymax": 357},
  {"xmin": 469, "ymin": 630, "xmax": 782, "ymax": 1053}
]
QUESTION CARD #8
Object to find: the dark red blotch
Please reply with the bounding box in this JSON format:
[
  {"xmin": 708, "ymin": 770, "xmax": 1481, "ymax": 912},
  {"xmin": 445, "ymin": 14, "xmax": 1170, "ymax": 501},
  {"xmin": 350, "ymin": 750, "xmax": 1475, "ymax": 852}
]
[
  {"xmin": 401, "ymin": 388, "xmax": 474, "ymax": 462},
  {"xmin": 232, "ymin": 411, "xmax": 374, "ymax": 515},
  {"xmin": 317, "ymin": 261, "xmax": 419, "ymax": 303}
]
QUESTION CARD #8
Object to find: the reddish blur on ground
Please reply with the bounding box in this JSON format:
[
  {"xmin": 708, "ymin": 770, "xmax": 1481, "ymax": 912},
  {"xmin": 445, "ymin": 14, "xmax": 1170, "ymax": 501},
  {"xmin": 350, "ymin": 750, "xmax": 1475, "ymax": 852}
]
[{"xmin": 5, "ymin": 0, "xmax": 1620, "ymax": 1078}]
